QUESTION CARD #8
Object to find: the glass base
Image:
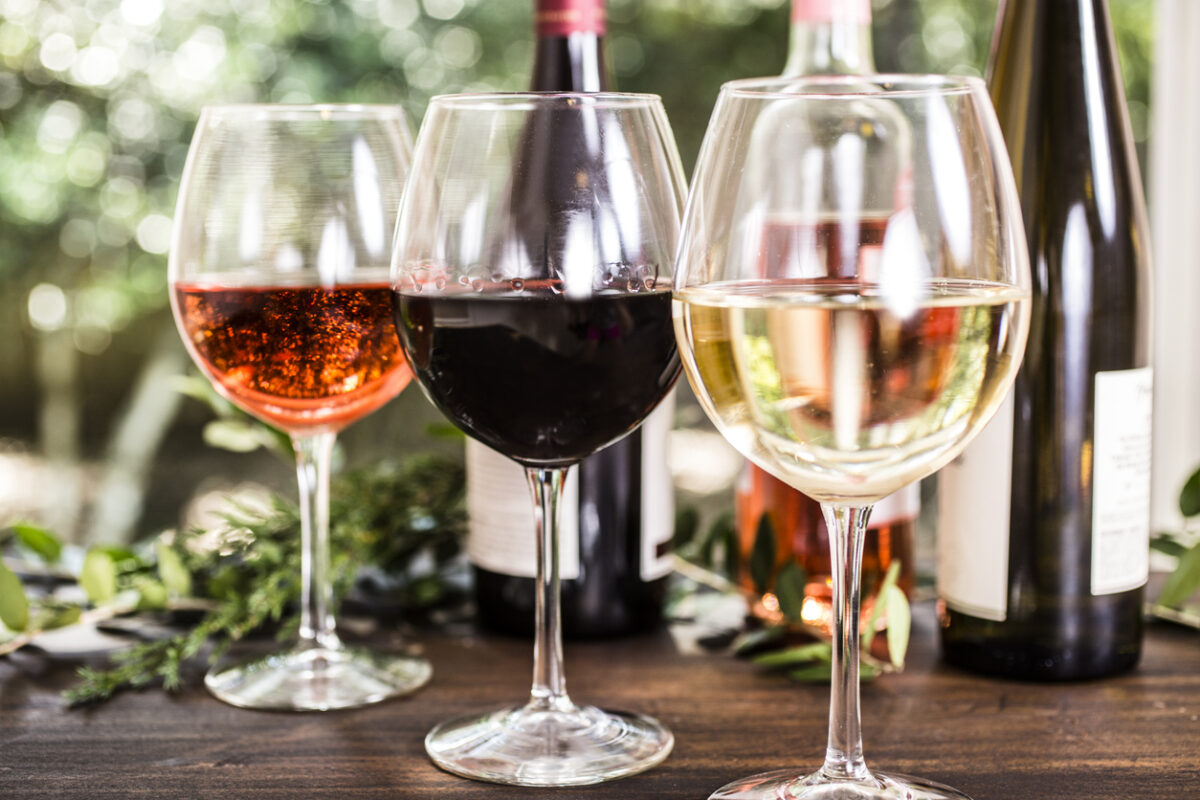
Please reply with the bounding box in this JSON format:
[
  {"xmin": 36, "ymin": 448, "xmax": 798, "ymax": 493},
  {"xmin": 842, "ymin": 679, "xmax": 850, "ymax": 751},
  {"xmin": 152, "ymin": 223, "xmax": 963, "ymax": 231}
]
[
  {"xmin": 709, "ymin": 768, "xmax": 971, "ymax": 800},
  {"xmin": 424, "ymin": 702, "xmax": 674, "ymax": 786},
  {"xmin": 205, "ymin": 644, "xmax": 431, "ymax": 711}
]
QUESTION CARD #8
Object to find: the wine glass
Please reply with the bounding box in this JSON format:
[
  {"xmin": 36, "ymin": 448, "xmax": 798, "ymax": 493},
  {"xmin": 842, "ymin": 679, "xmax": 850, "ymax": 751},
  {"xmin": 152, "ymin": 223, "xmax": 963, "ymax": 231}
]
[
  {"xmin": 168, "ymin": 105, "xmax": 431, "ymax": 711},
  {"xmin": 391, "ymin": 92, "xmax": 687, "ymax": 786},
  {"xmin": 673, "ymin": 76, "xmax": 1031, "ymax": 800}
]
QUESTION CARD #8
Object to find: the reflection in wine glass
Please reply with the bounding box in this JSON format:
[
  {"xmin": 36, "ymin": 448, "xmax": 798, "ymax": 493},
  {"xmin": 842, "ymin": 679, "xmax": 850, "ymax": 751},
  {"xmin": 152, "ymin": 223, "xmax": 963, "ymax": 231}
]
[
  {"xmin": 674, "ymin": 76, "xmax": 1031, "ymax": 800},
  {"xmin": 168, "ymin": 104, "xmax": 430, "ymax": 711},
  {"xmin": 392, "ymin": 92, "xmax": 687, "ymax": 786}
]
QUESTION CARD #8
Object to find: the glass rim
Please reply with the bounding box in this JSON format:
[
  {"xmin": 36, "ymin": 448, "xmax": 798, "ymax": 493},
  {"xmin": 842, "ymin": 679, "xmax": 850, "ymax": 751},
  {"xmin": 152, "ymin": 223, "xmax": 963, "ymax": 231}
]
[
  {"xmin": 427, "ymin": 91, "xmax": 665, "ymax": 111},
  {"xmin": 719, "ymin": 73, "xmax": 986, "ymax": 99},
  {"xmin": 198, "ymin": 103, "xmax": 408, "ymax": 121}
]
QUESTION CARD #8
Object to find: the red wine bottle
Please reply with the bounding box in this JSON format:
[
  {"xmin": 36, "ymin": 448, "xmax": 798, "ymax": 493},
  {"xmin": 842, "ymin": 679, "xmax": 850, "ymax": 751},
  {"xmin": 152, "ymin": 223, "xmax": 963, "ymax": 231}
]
[
  {"xmin": 936, "ymin": 0, "xmax": 1153, "ymax": 680},
  {"xmin": 734, "ymin": 0, "xmax": 919, "ymax": 634},
  {"xmin": 465, "ymin": 0, "xmax": 674, "ymax": 638}
]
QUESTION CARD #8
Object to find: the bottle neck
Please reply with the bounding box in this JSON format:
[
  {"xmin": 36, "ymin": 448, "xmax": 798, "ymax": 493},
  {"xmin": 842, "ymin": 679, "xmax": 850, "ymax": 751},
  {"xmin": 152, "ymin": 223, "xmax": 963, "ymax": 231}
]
[
  {"xmin": 531, "ymin": 0, "xmax": 610, "ymax": 91},
  {"xmin": 783, "ymin": 0, "xmax": 875, "ymax": 76}
]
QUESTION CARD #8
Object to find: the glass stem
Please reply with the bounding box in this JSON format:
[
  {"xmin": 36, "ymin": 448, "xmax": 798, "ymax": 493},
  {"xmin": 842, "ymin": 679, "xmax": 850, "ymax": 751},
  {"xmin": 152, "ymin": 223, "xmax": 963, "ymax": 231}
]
[
  {"xmin": 819, "ymin": 502, "xmax": 874, "ymax": 783},
  {"xmin": 526, "ymin": 467, "xmax": 575, "ymax": 713},
  {"xmin": 294, "ymin": 432, "xmax": 342, "ymax": 652}
]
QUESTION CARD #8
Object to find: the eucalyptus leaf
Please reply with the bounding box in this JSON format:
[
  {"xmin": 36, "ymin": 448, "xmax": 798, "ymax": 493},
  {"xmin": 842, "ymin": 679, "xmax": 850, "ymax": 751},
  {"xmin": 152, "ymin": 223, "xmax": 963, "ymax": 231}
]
[
  {"xmin": 135, "ymin": 577, "xmax": 168, "ymax": 611},
  {"xmin": 80, "ymin": 550, "xmax": 118, "ymax": 605},
  {"xmin": 0, "ymin": 561, "xmax": 29, "ymax": 631},
  {"xmin": 721, "ymin": 515, "xmax": 741, "ymax": 578},
  {"xmin": 731, "ymin": 624, "xmax": 785, "ymax": 655},
  {"xmin": 1179, "ymin": 465, "xmax": 1200, "ymax": 518},
  {"xmin": 33, "ymin": 604, "xmax": 82, "ymax": 631},
  {"xmin": 13, "ymin": 523, "xmax": 62, "ymax": 563},
  {"xmin": 156, "ymin": 541, "xmax": 193, "ymax": 598},
  {"xmin": 883, "ymin": 584, "xmax": 910, "ymax": 668},
  {"xmin": 422, "ymin": 422, "xmax": 467, "ymax": 442},
  {"xmin": 698, "ymin": 510, "xmax": 734, "ymax": 573},
  {"xmin": 673, "ymin": 506, "xmax": 701, "ymax": 551},
  {"xmin": 775, "ymin": 561, "xmax": 808, "ymax": 622},
  {"xmin": 1150, "ymin": 535, "xmax": 1189, "ymax": 559},
  {"xmin": 1158, "ymin": 542, "xmax": 1200, "ymax": 609},
  {"xmin": 203, "ymin": 420, "xmax": 272, "ymax": 454},
  {"xmin": 749, "ymin": 513, "xmax": 777, "ymax": 595},
  {"xmin": 788, "ymin": 662, "xmax": 834, "ymax": 682},
  {"xmin": 96, "ymin": 545, "xmax": 141, "ymax": 568},
  {"xmin": 862, "ymin": 560, "xmax": 901, "ymax": 649},
  {"xmin": 753, "ymin": 642, "xmax": 831, "ymax": 668}
]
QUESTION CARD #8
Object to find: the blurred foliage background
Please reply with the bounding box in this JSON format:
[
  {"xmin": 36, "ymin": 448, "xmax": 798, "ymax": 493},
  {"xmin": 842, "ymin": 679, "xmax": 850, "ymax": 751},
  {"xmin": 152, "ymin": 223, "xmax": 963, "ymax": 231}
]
[{"xmin": 0, "ymin": 0, "xmax": 1155, "ymax": 545}]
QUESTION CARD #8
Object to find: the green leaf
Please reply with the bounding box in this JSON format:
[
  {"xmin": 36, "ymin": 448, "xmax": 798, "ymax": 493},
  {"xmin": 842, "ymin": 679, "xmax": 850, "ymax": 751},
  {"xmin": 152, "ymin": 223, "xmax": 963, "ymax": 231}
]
[
  {"xmin": 422, "ymin": 422, "xmax": 466, "ymax": 442},
  {"xmin": 749, "ymin": 513, "xmax": 777, "ymax": 595},
  {"xmin": 156, "ymin": 541, "xmax": 193, "ymax": 598},
  {"xmin": 80, "ymin": 550, "xmax": 118, "ymax": 605},
  {"xmin": 863, "ymin": 560, "xmax": 901, "ymax": 649},
  {"xmin": 672, "ymin": 506, "xmax": 701, "ymax": 550},
  {"xmin": 753, "ymin": 642, "xmax": 830, "ymax": 668},
  {"xmin": 788, "ymin": 662, "xmax": 833, "ymax": 682},
  {"xmin": 883, "ymin": 584, "xmax": 911, "ymax": 669},
  {"xmin": 697, "ymin": 510, "xmax": 734, "ymax": 571},
  {"xmin": 775, "ymin": 560, "xmax": 808, "ymax": 622},
  {"xmin": 1158, "ymin": 542, "xmax": 1200, "ymax": 609},
  {"xmin": 202, "ymin": 419, "xmax": 272, "ymax": 453},
  {"xmin": 35, "ymin": 604, "xmax": 81, "ymax": 630},
  {"xmin": 134, "ymin": 577, "xmax": 168, "ymax": 611},
  {"xmin": 96, "ymin": 545, "xmax": 141, "ymax": 568},
  {"xmin": 1150, "ymin": 534, "xmax": 1189, "ymax": 559},
  {"xmin": 1180, "ymin": 465, "xmax": 1200, "ymax": 517},
  {"xmin": 0, "ymin": 561, "xmax": 29, "ymax": 631},
  {"xmin": 12, "ymin": 523, "xmax": 62, "ymax": 562},
  {"xmin": 731, "ymin": 624, "xmax": 785, "ymax": 655}
]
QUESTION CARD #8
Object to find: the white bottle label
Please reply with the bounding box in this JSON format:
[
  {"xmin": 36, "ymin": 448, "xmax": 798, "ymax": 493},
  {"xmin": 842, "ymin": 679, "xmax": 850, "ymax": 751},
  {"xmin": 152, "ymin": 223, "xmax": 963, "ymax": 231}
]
[
  {"xmin": 641, "ymin": 395, "xmax": 675, "ymax": 580},
  {"xmin": 1090, "ymin": 367, "xmax": 1152, "ymax": 595},
  {"xmin": 465, "ymin": 442, "xmax": 581, "ymax": 580},
  {"xmin": 465, "ymin": 393, "xmax": 676, "ymax": 583},
  {"xmin": 936, "ymin": 390, "xmax": 1015, "ymax": 622},
  {"xmin": 872, "ymin": 482, "xmax": 920, "ymax": 526}
]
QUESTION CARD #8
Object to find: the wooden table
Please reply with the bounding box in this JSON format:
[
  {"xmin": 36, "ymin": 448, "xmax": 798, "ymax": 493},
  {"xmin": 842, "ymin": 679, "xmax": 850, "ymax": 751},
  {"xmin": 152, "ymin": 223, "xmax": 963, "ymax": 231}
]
[{"xmin": 1, "ymin": 604, "xmax": 1198, "ymax": 799}]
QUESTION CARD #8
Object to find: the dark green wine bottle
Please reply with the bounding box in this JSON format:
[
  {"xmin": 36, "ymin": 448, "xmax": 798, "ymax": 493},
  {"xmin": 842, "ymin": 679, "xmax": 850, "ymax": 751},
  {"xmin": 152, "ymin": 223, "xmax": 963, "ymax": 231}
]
[{"xmin": 935, "ymin": 0, "xmax": 1153, "ymax": 680}]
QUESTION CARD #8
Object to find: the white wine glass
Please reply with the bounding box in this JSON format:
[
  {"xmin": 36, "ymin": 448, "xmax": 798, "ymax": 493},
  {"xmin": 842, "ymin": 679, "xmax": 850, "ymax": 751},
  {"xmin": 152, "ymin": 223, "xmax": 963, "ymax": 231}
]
[
  {"xmin": 673, "ymin": 75, "xmax": 1031, "ymax": 800},
  {"xmin": 169, "ymin": 105, "xmax": 431, "ymax": 711}
]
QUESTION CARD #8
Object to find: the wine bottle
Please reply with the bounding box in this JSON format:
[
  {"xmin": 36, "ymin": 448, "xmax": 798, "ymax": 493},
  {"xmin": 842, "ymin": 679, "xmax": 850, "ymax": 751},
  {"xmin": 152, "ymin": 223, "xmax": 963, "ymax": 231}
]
[
  {"xmin": 734, "ymin": 0, "xmax": 919, "ymax": 632},
  {"xmin": 936, "ymin": 0, "xmax": 1153, "ymax": 680},
  {"xmin": 465, "ymin": 0, "xmax": 675, "ymax": 638}
]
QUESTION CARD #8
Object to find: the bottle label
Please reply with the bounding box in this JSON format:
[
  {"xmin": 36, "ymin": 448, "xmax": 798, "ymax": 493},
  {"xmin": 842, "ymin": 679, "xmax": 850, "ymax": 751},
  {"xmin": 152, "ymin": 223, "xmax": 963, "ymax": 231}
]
[
  {"xmin": 872, "ymin": 482, "xmax": 920, "ymax": 526},
  {"xmin": 641, "ymin": 393, "xmax": 675, "ymax": 580},
  {"xmin": 537, "ymin": 0, "xmax": 606, "ymax": 36},
  {"xmin": 1090, "ymin": 367, "xmax": 1152, "ymax": 595},
  {"xmin": 935, "ymin": 390, "xmax": 1015, "ymax": 621},
  {"xmin": 791, "ymin": 0, "xmax": 870, "ymax": 24},
  {"xmin": 466, "ymin": 441, "xmax": 581, "ymax": 580}
]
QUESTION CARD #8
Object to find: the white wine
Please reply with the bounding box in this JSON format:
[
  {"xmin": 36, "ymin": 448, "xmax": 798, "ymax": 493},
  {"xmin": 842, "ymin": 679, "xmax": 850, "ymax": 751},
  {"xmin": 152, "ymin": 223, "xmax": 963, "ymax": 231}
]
[{"xmin": 675, "ymin": 277, "xmax": 1027, "ymax": 504}]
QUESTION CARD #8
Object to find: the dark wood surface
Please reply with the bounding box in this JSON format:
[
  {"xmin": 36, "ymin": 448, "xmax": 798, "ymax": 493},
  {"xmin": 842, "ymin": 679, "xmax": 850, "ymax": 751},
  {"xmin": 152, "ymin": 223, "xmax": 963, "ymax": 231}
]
[{"xmin": 1, "ymin": 605, "xmax": 1198, "ymax": 799}]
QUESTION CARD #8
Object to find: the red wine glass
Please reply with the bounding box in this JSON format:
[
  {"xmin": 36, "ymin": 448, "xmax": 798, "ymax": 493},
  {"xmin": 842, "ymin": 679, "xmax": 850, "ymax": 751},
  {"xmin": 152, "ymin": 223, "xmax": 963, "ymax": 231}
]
[
  {"xmin": 392, "ymin": 92, "xmax": 687, "ymax": 785},
  {"xmin": 168, "ymin": 105, "xmax": 431, "ymax": 710},
  {"xmin": 673, "ymin": 76, "xmax": 1032, "ymax": 800}
]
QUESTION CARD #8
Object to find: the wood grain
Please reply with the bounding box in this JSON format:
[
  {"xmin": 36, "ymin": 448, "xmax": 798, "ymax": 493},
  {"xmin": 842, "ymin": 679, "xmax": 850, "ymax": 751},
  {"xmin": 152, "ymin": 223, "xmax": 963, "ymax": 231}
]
[{"xmin": 1, "ymin": 604, "xmax": 1197, "ymax": 799}]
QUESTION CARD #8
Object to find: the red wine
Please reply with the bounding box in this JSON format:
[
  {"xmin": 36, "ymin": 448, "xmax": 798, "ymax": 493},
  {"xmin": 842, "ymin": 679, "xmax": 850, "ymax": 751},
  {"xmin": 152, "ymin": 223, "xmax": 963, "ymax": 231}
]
[
  {"xmin": 465, "ymin": 0, "xmax": 675, "ymax": 638},
  {"xmin": 937, "ymin": 0, "xmax": 1153, "ymax": 680},
  {"xmin": 397, "ymin": 281, "xmax": 678, "ymax": 466},
  {"xmin": 174, "ymin": 279, "xmax": 410, "ymax": 433}
]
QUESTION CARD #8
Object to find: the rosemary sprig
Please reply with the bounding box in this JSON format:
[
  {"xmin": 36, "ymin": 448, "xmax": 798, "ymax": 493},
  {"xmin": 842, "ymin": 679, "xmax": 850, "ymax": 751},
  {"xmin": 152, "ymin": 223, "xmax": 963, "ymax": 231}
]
[{"xmin": 0, "ymin": 453, "xmax": 466, "ymax": 706}]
